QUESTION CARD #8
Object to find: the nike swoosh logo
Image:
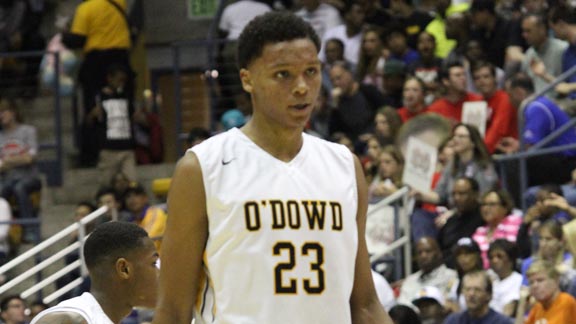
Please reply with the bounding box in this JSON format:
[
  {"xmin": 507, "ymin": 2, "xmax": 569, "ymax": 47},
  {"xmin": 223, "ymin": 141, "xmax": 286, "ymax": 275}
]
[{"xmin": 222, "ymin": 158, "xmax": 235, "ymax": 165}]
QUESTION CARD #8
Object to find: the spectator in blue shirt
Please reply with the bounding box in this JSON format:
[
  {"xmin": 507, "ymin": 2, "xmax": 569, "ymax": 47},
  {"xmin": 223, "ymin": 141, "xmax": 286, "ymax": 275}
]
[{"xmin": 498, "ymin": 74, "xmax": 576, "ymax": 186}]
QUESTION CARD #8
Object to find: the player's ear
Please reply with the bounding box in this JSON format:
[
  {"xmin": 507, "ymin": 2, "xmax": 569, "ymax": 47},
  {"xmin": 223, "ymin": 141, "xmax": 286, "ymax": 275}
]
[
  {"xmin": 115, "ymin": 258, "xmax": 131, "ymax": 279},
  {"xmin": 240, "ymin": 68, "xmax": 253, "ymax": 93}
]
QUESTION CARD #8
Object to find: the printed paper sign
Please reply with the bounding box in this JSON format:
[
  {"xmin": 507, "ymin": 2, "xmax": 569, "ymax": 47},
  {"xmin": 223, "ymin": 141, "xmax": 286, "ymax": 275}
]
[
  {"xmin": 462, "ymin": 101, "xmax": 488, "ymax": 137},
  {"xmin": 366, "ymin": 205, "xmax": 395, "ymax": 256},
  {"xmin": 402, "ymin": 136, "xmax": 437, "ymax": 192}
]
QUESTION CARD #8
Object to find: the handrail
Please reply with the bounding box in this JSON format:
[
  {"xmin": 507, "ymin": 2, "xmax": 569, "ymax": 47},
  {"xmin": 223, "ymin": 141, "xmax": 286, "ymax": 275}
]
[
  {"xmin": 0, "ymin": 206, "xmax": 109, "ymax": 300},
  {"xmin": 367, "ymin": 186, "xmax": 413, "ymax": 280}
]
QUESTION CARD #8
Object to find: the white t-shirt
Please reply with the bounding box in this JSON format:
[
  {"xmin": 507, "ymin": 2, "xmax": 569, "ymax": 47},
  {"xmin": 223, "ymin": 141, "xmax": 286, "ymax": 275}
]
[
  {"xmin": 372, "ymin": 270, "xmax": 396, "ymax": 311},
  {"xmin": 30, "ymin": 292, "xmax": 113, "ymax": 324},
  {"xmin": 295, "ymin": 3, "xmax": 342, "ymax": 39},
  {"xmin": 489, "ymin": 269, "xmax": 522, "ymax": 314},
  {"xmin": 319, "ymin": 25, "xmax": 362, "ymax": 65},
  {"xmin": 219, "ymin": 0, "xmax": 271, "ymax": 40}
]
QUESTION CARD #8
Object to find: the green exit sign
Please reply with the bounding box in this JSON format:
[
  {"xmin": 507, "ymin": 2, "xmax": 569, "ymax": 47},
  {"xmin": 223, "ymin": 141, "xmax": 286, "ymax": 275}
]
[{"xmin": 188, "ymin": 0, "xmax": 218, "ymax": 18}]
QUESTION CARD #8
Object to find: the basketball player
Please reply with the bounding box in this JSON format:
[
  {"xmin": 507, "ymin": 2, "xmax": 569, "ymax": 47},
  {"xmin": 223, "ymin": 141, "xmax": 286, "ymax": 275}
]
[
  {"xmin": 152, "ymin": 12, "xmax": 392, "ymax": 324},
  {"xmin": 30, "ymin": 222, "xmax": 159, "ymax": 324}
]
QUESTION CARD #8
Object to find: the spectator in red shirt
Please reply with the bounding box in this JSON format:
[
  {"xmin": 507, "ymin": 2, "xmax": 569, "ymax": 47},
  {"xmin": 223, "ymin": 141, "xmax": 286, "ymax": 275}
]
[
  {"xmin": 428, "ymin": 62, "xmax": 483, "ymax": 123},
  {"xmin": 397, "ymin": 76, "xmax": 429, "ymax": 122},
  {"xmin": 471, "ymin": 61, "xmax": 518, "ymax": 154}
]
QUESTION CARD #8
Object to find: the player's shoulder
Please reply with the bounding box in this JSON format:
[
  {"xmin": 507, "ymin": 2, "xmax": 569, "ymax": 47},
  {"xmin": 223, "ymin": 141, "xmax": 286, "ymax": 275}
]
[{"xmin": 32, "ymin": 311, "xmax": 89, "ymax": 324}]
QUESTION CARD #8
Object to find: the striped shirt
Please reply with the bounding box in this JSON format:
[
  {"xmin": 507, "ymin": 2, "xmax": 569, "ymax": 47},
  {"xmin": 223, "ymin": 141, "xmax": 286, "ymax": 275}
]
[{"xmin": 473, "ymin": 214, "xmax": 522, "ymax": 269}]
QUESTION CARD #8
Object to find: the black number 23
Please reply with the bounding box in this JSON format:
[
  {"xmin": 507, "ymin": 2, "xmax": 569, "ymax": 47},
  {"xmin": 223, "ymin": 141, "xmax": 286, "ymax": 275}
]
[{"xmin": 273, "ymin": 241, "xmax": 325, "ymax": 294}]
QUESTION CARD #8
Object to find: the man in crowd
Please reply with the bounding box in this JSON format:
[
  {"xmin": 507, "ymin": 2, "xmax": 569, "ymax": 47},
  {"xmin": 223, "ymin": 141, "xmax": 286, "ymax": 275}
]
[
  {"xmin": 444, "ymin": 271, "xmax": 513, "ymax": 323},
  {"xmin": 437, "ymin": 177, "xmax": 485, "ymax": 267},
  {"xmin": 520, "ymin": 13, "xmax": 567, "ymax": 95},
  {"xmin": 63, "ymin": 0, "xmax": 135, "ymax": 166},
  {"xmin": 397, "ymin": 236, "xmax": 457, "ymax": 306},
  {"xmin": 329, "ymin": 61, "xmax": 386, "ymax": 141},
  {"xmin": 411, "ymin": 286, "xmax": 448, "ymax": 324},
  {"xmin": 320, "ymin": 2, "xmax": 365, "ymax": 65},
  {"xmin": 123, "ymin": 183, "xmax": 167, "ymax": 253},
  {"xmin": 468, "ymin": 0, "xmax": 524, "ymax": 70},
  {"xmin": 428, "ymin": 62, "xmax": 482, "ymax": 123},
  {"xmin": 499, "ymin": 74, "xmax": 576, "ymax": 186},
  {"xmin": 0, "ymin": 296, "xmax": 26, "ymax": 324},
  {"xmin": 471, "ymin": 61, "xmax": 517, "ymax": 153}
]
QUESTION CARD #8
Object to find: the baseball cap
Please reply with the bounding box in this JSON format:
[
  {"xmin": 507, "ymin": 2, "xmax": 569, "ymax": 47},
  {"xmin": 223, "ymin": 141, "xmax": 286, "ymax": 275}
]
[
  {"xmin": 453, "ymin": 237, "xmax": 481, "ymax": 255},
  {"xmin": 412, "ymin": 286, "xmax": 445, "ymax": 307}
]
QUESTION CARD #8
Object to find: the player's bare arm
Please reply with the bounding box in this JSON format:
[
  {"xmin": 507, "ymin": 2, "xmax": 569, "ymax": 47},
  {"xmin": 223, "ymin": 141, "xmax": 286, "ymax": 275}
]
[
  {"xmin": 350, "ymin": 155, "xmax": 393, "ymax": 324},
  {"xmin": 151, "ymin": 152, "xmax": 208, "ymax": 323},
  {"xmin": 34, "ymin": 312, "xmax": 88, "ymax": 324}
]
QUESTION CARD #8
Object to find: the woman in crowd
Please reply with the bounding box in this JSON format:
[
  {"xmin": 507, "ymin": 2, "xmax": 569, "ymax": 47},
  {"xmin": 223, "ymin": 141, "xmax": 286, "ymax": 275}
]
[
  {"xmin": 373, "ymin": 106, "xmax": 403, "ymax": 146},
  {"xmin": 357, "ymin": 27, "xmax": 386, "ymax": 91},
  {"xmin": 368, "ymin": 145, "xmax": 404, "ymax": 204},
  {"xmin": 363, "ymin": 135, "xmax": 382, "ymax": 184},
  {"xmin": 487, "ymin": 239, "xmax": 522, "ymax": 317},
  {"xmin": 417, "ymin": 123, "xmax": 498, "ymax": 207},
  {"xmin": 520, "ymin": 220, "xmax": 576, "ymax": 289},
  {"xmin": 472, "ymin": 189, "xmax": 522, "ymax": 268},
  {"xmin": 446, "ymin": 237, "xmax": 484, "ymax": 312}
]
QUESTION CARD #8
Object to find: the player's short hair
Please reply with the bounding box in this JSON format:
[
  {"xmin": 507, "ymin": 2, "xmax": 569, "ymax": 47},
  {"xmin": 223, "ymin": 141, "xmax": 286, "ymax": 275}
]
[
  {"xmin": 237, "ymin": 12, "xmax": 320, "ymax": 69},
  {"xmin": 83, "ymin": 221, "xmax": 149, "ymax": 271}
]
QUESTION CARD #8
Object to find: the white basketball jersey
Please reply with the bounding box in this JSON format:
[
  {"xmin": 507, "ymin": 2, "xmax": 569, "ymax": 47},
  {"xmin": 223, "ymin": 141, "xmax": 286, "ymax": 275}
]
[
  {"xmin": 30, "ymin": 292, "xmax": 113, "ymax": 324},
  {"xmin": 191, "ymin": 128, "xmax": 359, "ymax": 324}
]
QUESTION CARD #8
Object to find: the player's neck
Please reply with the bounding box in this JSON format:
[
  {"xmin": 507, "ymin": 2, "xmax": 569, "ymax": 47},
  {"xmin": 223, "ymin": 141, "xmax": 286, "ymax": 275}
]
[
  {"xmin": 241, "ymin": 120, "xmax": 304, "ymax": 162},
  {"xmin": 91, "ymin": 289, "xmax": 133, "ymax": 324}
]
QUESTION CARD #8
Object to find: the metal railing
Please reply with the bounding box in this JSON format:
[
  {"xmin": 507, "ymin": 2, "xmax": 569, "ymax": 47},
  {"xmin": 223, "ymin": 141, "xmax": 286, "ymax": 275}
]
[
  {"xmin": 0, "ymin": 206, "xmax": 109, "ymax": 303},
  {"xmin": 495, "ymin": 64, "xmax": 576, "ymax": 210},
  {"xmin": 367, "ymin": 186, "xmax": 413, "ymax": 281}
]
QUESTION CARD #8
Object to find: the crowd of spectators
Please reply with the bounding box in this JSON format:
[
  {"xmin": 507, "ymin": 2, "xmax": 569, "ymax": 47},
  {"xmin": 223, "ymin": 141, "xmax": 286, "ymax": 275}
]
[
  {"xmin": 6, "ymin": 0, "xmax": 576, "ymax": 323},
  {"xmin": 207, "ymin": 0, "xmax": 576, "ymax": 323}
]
